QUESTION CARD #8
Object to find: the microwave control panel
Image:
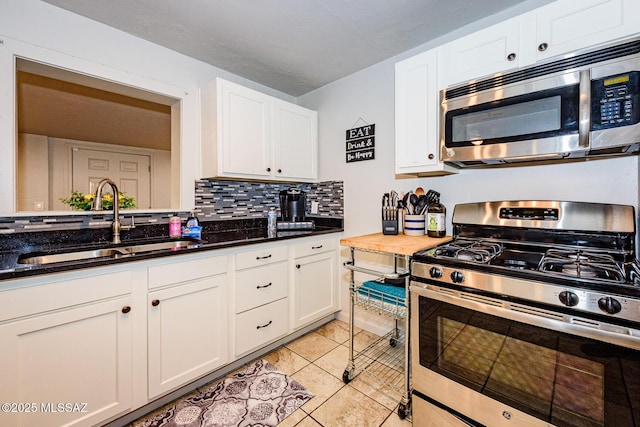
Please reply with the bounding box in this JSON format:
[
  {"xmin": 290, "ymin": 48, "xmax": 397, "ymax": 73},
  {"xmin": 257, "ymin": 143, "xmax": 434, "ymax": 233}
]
[{"xmin": 591, "ymin": 71, "xmax": 640, "ymax": 130}]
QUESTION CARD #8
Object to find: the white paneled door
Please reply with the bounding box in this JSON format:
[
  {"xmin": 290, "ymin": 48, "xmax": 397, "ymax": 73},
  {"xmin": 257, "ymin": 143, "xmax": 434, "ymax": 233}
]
[{"xmin": 72, "ymin": 148, "xmax": 151, "ymax": 209}]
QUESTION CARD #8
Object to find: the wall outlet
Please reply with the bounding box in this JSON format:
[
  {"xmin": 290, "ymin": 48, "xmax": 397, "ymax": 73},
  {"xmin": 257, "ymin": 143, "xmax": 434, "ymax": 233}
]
[{"xmin": 311, "ymin": 201, "xmax": 319, "ymax": 214}]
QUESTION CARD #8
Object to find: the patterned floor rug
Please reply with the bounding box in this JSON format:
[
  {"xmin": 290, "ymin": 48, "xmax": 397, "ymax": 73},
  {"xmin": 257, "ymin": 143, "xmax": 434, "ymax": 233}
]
[{"xmin": 140, "ymin": 359, "xmax": 314, "ymax": 427}]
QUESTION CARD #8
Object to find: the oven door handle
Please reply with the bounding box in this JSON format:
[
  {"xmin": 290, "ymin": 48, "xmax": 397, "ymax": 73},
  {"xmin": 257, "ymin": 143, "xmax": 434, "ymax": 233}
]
[{"xmin": 410, "ymin": 284, "xmax": 640, "ymax": 351}]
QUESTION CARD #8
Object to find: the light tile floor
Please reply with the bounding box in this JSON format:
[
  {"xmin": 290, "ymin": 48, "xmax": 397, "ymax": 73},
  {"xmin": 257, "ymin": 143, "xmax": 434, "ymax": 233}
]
[{"xmin": 133, "ymin": 319, "xmax": 412, "ymax": 427}]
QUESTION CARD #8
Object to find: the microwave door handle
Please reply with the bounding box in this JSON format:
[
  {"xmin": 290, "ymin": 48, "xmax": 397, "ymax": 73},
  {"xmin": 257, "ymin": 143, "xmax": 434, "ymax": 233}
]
[{"xmin": 579, "ymin": 69, "xmax": 591, "ymax": 148}]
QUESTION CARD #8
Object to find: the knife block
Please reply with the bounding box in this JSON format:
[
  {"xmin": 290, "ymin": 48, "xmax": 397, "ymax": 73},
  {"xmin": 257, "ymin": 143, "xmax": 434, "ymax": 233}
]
[{"xmin": 382, "ymin": 208, "xmax": 398, "ymax": 235}]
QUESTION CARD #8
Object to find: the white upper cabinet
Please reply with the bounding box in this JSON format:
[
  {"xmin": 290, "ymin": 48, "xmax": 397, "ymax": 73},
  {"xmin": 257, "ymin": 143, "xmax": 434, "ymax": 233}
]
[
  {"xmin": 201, "ymin": 78, "xmax": 318, "ymax": 182},
  {"xmin": 219, "ymin": 81, "xmax": 271, "ymax": 179},
  {"xmin": 534, "ymin": 0, "xmax": 640, "ymax": 61},
  {"xmin": 273, "ymin": 100, "xmax": 318, "ymax": 181},
  {"xmin": 443, "ymin": 17, "xmax": 522, "ymax": 87},
  {"xmin": 443, "ymin": 0, "xmax": 640, "ymax": 88},
  {"xmin": 395, "ymin": 48, "xmax": 457, "ymax": 176}
]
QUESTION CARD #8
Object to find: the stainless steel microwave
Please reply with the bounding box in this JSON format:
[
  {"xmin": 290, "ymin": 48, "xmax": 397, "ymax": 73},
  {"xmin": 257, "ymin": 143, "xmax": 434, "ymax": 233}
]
[{"xmin": 440, "ymin": 38, "xmax": 640, "ymax": 167}]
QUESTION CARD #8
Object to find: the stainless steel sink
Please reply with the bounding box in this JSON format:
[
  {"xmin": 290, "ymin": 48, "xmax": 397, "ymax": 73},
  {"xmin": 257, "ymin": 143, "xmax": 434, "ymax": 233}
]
[
  {"xmin": 17, "ymin": 239, "xmax": 200, "ymax": 265},
  {"xmin": 123, "ymin": 239, "xmax": 196, "ymax": 254}
]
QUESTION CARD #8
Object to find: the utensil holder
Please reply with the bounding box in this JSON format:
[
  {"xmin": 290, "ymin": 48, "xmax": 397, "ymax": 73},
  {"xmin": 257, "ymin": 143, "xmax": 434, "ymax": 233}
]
[
  {"xmin": 382, "ymin": 207, "xmax": 398, "ymax": 235},
  {"xmin": 403, "ymin": 214, "xmax": 425, "ymax": 236}
]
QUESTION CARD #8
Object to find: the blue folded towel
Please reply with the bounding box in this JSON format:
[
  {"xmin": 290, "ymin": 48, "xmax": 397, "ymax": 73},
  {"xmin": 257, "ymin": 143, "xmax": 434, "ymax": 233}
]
[{"xmin": 358, "ymin": 280, "xmax": 406, "ymax": 307}]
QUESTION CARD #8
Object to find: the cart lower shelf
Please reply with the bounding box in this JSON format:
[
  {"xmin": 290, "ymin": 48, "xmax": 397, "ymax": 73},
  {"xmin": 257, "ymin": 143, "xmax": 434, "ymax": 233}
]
[{"xmin": 342, "ymin": 328, "xmax": 405, "ymax": 389}]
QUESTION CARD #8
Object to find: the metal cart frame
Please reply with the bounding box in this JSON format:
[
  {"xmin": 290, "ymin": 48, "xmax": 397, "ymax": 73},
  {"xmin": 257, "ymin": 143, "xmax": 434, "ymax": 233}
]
[{"xmin": 342, "ymin": 246, "xmax": 412, "ymax": 419}]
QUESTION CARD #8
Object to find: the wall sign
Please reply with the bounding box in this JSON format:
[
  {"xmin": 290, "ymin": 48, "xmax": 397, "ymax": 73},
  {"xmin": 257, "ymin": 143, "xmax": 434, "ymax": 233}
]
[{"xmin": 345, "ymin": 123, "xmax": 375, "ymax": 163}]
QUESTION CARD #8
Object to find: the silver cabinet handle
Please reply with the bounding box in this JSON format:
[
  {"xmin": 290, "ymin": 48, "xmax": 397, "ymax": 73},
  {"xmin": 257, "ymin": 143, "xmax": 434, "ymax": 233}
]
[{"xmin": 256, "ymin": 320, "xmax": 272, "ymax": 329}]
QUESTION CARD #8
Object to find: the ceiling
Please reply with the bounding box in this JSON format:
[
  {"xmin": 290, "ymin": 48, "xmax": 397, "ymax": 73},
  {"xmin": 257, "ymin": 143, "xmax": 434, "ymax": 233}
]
[{"xmin": 41, "ymin": 0, "xmax": 539, "ymax": 97}]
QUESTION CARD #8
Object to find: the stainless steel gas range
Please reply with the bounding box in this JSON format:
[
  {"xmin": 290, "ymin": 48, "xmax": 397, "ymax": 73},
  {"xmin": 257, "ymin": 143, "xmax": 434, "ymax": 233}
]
[{"xmin": 410, "ymin": 201, "xmax": 640, "ymax": 427}]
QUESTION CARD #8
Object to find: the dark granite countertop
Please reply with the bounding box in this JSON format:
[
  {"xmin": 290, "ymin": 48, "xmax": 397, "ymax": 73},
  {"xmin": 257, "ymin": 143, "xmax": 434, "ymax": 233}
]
[{"xmin": 0, "ymin": 216, "xmax": 343, "ymax": 281}]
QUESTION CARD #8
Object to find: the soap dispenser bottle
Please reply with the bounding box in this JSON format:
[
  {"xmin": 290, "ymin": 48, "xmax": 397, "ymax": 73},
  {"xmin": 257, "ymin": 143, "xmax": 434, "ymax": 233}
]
[{"xmin": 186, "ymin": 211, "xmax": 199, "ymax": 227}]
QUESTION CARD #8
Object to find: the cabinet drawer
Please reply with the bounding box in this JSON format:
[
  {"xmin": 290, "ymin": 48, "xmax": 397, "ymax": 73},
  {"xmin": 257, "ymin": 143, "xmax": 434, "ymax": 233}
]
[
  {"xmin": 148, "ymin": 255, "xmax": 226, "ymax": 289},
  {"xmin": 235, "ymin": 262, "xmax": 288, "ymax": 313},
  {"xmin": 291, "ymin": 237, "xmax": 337, "ymax": 258},
  {"xmin": 0, "ymin": 270, "xmax": 132, "ymax": 322},
  {"xmin": 235, "ymin": 245, "xmax": 288, "ymax": 270},
  {"xmin": 235, "ymin": 298, "xmax": 288, "ymax": 356}
]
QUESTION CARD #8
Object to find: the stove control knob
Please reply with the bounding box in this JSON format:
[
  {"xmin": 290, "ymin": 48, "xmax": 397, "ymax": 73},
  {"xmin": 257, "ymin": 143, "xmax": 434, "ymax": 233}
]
[
  {"xmin": 450, "ymin": 271, "xmax": 464, "ymax": 283},
  {"xmin": 598, "ymin": 297, "xmax": 622, "ymax": 315},
  {"xmin": 559, "ymin": 291, "xmax": 579, "ymax": 307},
  {"xmin": 429, "ymin": 267, "xmax": 443, "ymax": 279}
]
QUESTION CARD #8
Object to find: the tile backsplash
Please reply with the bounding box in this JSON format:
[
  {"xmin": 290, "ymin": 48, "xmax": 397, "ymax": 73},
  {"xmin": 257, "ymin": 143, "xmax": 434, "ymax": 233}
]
[
  {"xmin": 0, "ymin": 180, "xmax": 343, "ymax": 233},
  {"xmin": 194, "ymin": 179, "xmax": 343, "ymax": 220}
]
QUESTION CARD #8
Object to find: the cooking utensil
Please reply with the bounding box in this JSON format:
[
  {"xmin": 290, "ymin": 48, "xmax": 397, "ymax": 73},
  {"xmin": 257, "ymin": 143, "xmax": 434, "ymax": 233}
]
[
  {"xmin": 415, "ymin": 195, "xmax": 428, "ymax": 215},
  {"xmin": 426, "ymin": 189, "xmax": 440, "ymax": 205},
  {"xmin": 415, "ymin": 187, "xmax": 425, "ymax": 196},
  {"xmin": 402, "ymin": 191, "xmax": 412, "ymax": 213},
  {"xmin": 409, "ymin": 194, "xmax": 418, "ymax": 214}
]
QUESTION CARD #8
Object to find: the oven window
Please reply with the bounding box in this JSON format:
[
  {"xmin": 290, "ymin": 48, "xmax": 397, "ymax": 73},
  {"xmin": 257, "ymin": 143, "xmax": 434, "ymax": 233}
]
[{"xmin": 418, "ymin": 296, "xmax": 640, "ymax": 426}]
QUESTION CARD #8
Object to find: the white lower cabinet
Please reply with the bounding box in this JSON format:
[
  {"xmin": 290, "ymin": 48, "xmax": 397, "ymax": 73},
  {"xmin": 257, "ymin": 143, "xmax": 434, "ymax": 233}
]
[
  {"xmin": 291, "ymin": 237, "xmax": 339, "ymax": 329},
  {"xmin": 0, "ymin": 233, "xmax": 341, "ymax": 426},
  {"xmin": 147, "ymin": 273, "xmax": 228, "ymax": 399},
  {"xmin": 233, "ymin": 245, "xmax": 289, "ymax": 357},
  {"xmin": 146, "ymin": 254, "xmax": 228, "ymax": 399},
  {"xmin": 235, "ymin": 298, "xmax": 289, "ymax": 356},
  {"xmin": 0, "ymin": 269, "xmax": 134, "ymax": 427}
]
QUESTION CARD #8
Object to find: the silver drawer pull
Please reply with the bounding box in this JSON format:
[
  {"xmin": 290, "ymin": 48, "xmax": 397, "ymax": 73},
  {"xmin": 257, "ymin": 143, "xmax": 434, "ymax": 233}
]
[
  {"xmin": 256, "ymin": 254, "xmax": 272, "ymax": 260},
  {"xmin": 256, "ymin": 320, "xmax": 273, "ymax": 329},
  {"xmin": 256, "ymin": 282, "xmax": 272, "ymax": 289},
  {"xmin": 312, "ymin": 245, "xmax": 323, "ymax": 249}
]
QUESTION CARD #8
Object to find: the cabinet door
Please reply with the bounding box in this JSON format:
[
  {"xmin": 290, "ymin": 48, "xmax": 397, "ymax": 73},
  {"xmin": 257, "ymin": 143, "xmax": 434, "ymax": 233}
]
[
  {"xmin": 219, "ymin": 80, "xmax": 271, "ymax": 179},
  {"xmin": 148, "ymin": 274, "xmax": 228, "ymax": 399},
  {"xmin": 292, "ymin": 250, "xmax": 338, "ymax": 329},
  {"xmin": 443, "ymin": 17, "xmax": 521, "ymax": 87},
  {"xmin": 273, "ymin": 100, "xmax": 318, "ymax": 182},
  {"xmin": 0, "ymin": 297, "xmax": 133, "ymax": 427},
  {"xmin": 395, "ymin": 49, "xmax": 456, "ymax": 176},
  {"xmin": 535, "ymin": 0, "xmax": 640, "ymax": 62}
]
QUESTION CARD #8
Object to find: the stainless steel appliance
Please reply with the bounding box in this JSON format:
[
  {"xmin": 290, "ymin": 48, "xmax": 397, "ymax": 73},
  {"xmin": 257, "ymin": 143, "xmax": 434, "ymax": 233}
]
[
  {"xmin": 441, "ymin": 38, "xmax": 640, "ymax": 167},
  {"xmin": 279, "ymin": 188, "xmax": 306, "ymax": 222},
  {"xmin": 410, "ymin": 201, "xmax": 640, "ymax": 426}
]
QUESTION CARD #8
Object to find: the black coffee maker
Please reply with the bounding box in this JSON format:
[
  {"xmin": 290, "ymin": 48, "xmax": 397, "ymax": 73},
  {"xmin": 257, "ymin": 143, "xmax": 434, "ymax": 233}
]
[{"xmin": 279, "ymin": 188, "xmax": 306, "ymax": 222}]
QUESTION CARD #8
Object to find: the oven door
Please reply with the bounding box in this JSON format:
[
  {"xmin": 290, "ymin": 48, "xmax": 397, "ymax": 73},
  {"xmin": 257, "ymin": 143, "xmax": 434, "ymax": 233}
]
[{"xmin": 411, "ymin": 283, "xmax": 640, "ymax": 427}]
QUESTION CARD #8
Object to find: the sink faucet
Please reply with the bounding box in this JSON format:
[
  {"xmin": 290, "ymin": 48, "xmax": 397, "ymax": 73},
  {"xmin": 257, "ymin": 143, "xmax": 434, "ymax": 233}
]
[{"xmin": 92, "ymin": 179, "xmax": 134, "ymax": 244}]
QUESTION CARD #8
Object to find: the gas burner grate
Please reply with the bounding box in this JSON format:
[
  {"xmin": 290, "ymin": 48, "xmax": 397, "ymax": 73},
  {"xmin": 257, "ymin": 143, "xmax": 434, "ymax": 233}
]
[
  {"xmin": 433, "ymin": 238, "xmax": 503, "ymax": 264},
  {"xmin": 538, "ymin": 249, "xmax": 626, "ymax": 282}
]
